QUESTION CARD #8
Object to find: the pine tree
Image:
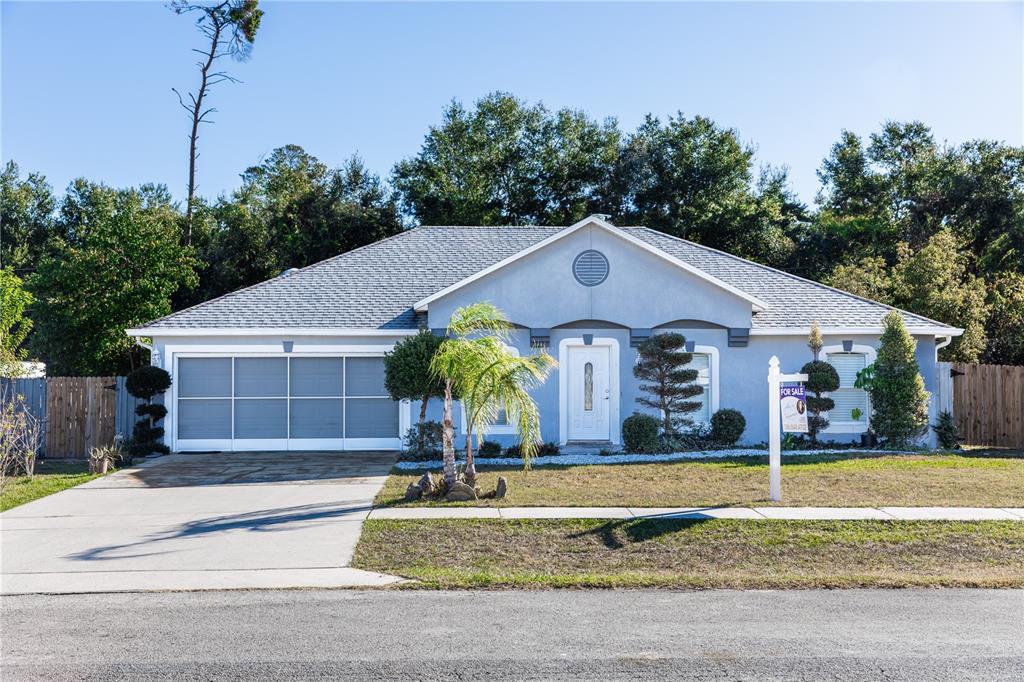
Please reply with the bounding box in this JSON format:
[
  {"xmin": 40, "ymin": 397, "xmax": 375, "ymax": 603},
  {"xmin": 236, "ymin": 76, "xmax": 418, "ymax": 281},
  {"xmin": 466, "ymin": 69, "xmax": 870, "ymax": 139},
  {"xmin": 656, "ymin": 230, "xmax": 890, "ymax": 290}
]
[
  {"xmin": 633, "ymin": 333, "xmax": 703, "ymax": 434},
  {"xmin": 869, "ymin": 311, "xmax": 930, "ymax": 447}
]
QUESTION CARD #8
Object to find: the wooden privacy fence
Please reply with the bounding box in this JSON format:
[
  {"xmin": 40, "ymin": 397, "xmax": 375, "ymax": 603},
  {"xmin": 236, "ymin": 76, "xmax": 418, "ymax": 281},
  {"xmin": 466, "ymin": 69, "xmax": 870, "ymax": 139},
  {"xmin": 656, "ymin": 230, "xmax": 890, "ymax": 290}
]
[
  {"xmin": 44, "ymin": 377, "xmax": 117, "ymax": 457},
  {"xmin": 951, "ymin": 363, "xmax": 1024, "ymax": 448},
  {"xmin": 1, "ymin": 376, "xmax": 144, "ymax": 458}
]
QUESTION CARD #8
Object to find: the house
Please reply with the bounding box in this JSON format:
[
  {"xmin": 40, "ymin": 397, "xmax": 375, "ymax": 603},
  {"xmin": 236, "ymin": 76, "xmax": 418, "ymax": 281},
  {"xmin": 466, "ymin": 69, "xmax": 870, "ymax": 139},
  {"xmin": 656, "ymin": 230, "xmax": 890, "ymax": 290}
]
[{"xmin": 127, "ymin": 216, "xmax": 961, "ymax": 452}]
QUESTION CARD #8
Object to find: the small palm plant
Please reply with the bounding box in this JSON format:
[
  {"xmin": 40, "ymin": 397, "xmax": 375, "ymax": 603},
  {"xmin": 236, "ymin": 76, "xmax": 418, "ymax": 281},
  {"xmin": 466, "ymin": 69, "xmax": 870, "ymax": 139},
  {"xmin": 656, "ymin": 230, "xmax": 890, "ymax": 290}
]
[{"xmin": 431, "ymin": 303, "xmax": 555, "ymax": 486}]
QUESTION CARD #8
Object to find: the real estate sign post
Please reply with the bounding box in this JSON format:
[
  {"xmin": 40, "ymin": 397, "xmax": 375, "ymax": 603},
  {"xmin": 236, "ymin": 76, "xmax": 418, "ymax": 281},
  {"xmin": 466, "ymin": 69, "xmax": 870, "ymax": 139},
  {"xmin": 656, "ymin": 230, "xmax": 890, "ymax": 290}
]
[{"xmin": 767, "ymin": 356, "xmax": 809, "ymax": 502}]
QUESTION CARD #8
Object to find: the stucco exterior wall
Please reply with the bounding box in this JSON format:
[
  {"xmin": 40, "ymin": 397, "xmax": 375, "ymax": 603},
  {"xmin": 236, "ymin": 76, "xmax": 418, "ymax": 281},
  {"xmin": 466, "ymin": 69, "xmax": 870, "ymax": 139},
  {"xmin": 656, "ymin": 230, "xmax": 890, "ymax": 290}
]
[
  {"xmin": 424, "ymin": 330, "xmax": 941, "ymax": 448},
  {"xmin": 425, "ymin": 224, "xmax": 755, "ymax": 330}
]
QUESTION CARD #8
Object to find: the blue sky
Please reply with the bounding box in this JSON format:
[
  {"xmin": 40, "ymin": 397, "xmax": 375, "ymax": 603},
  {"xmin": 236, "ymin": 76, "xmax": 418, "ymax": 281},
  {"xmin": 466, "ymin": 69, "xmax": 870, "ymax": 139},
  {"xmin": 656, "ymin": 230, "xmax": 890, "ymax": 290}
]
[{"xmin": 3, "ymin": 1, "xmax": 1022, "ymax": 208}]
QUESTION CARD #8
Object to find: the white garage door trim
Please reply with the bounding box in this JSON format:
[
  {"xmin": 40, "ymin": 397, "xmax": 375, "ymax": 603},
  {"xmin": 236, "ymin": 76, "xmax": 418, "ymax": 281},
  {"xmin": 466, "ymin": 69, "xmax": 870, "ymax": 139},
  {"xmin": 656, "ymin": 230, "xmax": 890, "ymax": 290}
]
[{"xmin": 166, "ymin": 349, "xmax": 408, "ymax": 452}]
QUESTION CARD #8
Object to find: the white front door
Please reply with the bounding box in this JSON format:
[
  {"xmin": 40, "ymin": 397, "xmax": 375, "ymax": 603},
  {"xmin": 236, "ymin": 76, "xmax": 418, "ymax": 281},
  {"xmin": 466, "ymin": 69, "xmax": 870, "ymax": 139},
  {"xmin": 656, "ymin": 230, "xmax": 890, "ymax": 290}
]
[{"xmin": 567, "ymin": 345, "xmax": 611, "ymax": 441}]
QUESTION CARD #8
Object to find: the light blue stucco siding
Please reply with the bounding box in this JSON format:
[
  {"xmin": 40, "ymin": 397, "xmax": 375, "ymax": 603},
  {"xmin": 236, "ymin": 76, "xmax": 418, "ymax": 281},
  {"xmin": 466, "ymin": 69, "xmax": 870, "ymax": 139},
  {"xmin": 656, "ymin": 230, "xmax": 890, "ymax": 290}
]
[
  {"xmin": 425, "ymin": 225, "xmax": 755, "ymax": 330},
  {"xmin": 419, "ymin": 218, "xmax": 942, "ymax": 446},
  {"xmin": 441, "ymin": 331, "xmax": 940, "ymax": 448}
]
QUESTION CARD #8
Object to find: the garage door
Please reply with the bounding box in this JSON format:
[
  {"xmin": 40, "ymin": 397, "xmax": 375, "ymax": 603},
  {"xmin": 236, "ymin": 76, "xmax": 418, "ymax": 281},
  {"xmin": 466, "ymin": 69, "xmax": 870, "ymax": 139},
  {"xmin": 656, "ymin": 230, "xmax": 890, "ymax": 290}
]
[{"xmin": 174, "ymin": 356, "xmax": 401, "ymax": 452}]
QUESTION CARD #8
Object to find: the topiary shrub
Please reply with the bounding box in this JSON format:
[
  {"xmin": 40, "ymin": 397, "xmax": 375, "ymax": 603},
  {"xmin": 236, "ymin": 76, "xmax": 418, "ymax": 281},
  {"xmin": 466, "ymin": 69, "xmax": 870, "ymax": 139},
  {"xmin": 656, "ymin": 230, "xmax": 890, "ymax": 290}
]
[
  {"xmin": 932, "ymin": 410, "xmax": 961, "ymax": 450},
  {"xmin": 710, "ymin": 408, "xmax": 746, "ymax": 445},
  {"xmin": 800, "ymin": 360, "xmax": 840, "ymax": 443},
  {"xmin": 478, "ymin": 440, "xmax": 503, "ymax": 457},
  {"xmin": 125, "ymin": 365, "xmax": 171, "ymax": 458},
  {"xmin": 135, "ymin": 403, "xmax": 168, "ymax": 421},
  {"xmin": 622, "ymin": 412, "xmax": 660, "ymax": 453},
  {"xmin": 125, "ymin": 366, "xmax": 172, "ymax": 401}
]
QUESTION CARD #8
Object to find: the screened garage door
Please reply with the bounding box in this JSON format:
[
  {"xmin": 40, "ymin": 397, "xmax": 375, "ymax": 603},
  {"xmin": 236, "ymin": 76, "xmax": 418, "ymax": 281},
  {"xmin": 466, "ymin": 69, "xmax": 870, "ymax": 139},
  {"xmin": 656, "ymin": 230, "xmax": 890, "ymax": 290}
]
[{"xmin": 174, "ymin": 356, "xmax": 401, "ymax": 451}]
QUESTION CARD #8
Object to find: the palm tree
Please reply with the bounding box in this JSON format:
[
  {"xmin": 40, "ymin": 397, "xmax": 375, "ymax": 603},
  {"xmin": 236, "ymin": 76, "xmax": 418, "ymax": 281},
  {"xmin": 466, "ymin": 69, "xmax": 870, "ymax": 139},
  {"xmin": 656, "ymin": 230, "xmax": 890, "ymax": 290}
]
[{"xmin": 430, "ymin": 303, "xmax": 555, "ymax": 486}]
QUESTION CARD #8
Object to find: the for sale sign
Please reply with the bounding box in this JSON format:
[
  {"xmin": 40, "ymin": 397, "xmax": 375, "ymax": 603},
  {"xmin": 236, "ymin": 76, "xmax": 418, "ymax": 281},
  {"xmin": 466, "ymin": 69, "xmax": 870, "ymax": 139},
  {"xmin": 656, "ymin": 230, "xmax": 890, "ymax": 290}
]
[{"xmin": 780, "ymin": 384, "xmax": 808, "ymax": 433}]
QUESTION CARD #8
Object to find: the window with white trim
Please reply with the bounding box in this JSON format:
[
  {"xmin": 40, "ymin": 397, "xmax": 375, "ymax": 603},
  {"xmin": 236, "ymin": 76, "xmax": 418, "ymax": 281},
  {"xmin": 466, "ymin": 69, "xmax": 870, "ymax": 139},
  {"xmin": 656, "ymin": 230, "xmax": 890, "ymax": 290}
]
[
  {"xmin": 825, "ymin": 351, "xmax": 869, "ymax": 427},
  {"xmin": 687, "ymin": 353, "xmax": 711, "ymax": 424}
]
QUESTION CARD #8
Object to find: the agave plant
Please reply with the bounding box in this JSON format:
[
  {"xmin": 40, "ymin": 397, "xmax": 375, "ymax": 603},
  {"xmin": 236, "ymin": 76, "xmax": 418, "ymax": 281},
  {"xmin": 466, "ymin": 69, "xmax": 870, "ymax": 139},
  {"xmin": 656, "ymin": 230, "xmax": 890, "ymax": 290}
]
[{"xmin": 431, "ymin": 303, "xmax": 555, "ymax": 486}]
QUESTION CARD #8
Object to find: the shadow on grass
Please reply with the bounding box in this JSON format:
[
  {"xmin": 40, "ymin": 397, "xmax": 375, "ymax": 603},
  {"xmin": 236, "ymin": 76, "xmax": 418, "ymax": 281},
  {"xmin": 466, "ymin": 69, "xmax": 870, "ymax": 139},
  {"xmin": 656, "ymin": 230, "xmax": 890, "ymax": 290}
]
[{"xmin": 568, "ymin": 517, "xmax": 714, "ymax": 549}]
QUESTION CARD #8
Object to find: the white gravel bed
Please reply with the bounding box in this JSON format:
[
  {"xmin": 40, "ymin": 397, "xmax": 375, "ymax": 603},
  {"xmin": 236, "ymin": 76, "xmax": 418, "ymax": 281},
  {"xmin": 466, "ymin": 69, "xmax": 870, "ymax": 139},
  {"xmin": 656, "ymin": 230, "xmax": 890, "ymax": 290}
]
[{"xmin": 393, "ymin": 448, "xmax": 911, "ymax": 470}]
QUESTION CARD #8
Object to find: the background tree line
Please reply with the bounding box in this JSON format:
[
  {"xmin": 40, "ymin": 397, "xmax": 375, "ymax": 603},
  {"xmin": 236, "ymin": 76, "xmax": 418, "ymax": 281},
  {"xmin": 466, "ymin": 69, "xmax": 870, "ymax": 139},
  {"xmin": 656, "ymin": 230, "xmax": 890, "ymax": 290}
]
[{"xmin": 3, "ymin": 92, "xmax": 1023, "ymax": 376}]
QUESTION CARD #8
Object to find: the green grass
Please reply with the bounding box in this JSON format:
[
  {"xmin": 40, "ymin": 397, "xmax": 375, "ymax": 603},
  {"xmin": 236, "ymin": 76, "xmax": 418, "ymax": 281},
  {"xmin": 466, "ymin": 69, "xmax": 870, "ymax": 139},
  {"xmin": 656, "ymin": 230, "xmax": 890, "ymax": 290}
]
[
  {"xmin": 353, "ymin": 518, "xmax": 1024, "ymax": 589},
  {"xmin": 0, "ymin": 460, "xmax": 104, "ymax": 512},
  {"xmin": 378, "ymin": 452, "xmax": 1024, "ymax": 508}
]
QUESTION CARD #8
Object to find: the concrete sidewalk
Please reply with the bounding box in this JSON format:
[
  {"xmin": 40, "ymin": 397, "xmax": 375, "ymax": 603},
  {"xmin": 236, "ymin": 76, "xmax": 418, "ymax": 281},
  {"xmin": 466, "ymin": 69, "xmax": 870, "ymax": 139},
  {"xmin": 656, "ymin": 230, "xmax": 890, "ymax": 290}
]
[{"xmin": 368, "ymin": 506, "xmax": 1024, "ymax": 521}]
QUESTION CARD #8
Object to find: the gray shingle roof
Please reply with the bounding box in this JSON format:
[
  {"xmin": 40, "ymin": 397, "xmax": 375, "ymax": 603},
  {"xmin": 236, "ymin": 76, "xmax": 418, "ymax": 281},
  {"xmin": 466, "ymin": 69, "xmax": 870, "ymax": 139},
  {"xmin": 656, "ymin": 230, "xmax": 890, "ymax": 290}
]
[{"xmin": 139, "ymin": 225, "xmax": 956, "ymax": 332}]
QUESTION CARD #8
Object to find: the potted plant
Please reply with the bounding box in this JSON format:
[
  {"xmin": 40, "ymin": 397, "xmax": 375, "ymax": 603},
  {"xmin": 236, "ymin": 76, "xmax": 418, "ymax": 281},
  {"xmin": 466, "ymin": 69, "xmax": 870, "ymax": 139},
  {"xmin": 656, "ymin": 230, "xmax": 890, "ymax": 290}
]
[{"xmin": 88, "ymin": 445, "xmax": 120, "ymax": 474}]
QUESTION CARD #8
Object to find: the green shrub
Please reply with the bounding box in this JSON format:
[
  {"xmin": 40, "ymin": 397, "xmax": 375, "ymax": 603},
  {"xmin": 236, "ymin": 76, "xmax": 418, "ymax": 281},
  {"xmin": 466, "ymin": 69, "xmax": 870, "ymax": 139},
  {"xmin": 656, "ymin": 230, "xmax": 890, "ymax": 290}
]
[
  {"xmin": 622, "ymin": 412, "xmax": 660, "ymax": 453},
  {"xmin": 478, "ymin": 440, "xmax": 503, "ymax": 457},
  {"xmin": 710, "ymin": 408, "xmax": 746, "ymax": 445},
  {"xmin": 125, "ymin": 366, "xmax": 171, "ymax": 457},
  {"xmin": 504, "ymin": 441, "xmax": 559, "ymax": 458},
  {"xmin": 537, "ymin": 442, "xmax": 560, "ymax": 456},
  {"xmin": 932, "ymin": 410, "xmax": 961, "ymax": 450},
  {"xmin": 135, "ymin": 403, "xmax": 168, "ymax": 421},
  {"xmin": 869, "ymin": 312, "xmax": 930, "ymax": 447},
  {"xmin": 402, "ymin": 421, "xmax": 443, "ymax": 460},
  {"xmin": 125, "ymin": 366, "xmax": 172, "ymax": 401}
]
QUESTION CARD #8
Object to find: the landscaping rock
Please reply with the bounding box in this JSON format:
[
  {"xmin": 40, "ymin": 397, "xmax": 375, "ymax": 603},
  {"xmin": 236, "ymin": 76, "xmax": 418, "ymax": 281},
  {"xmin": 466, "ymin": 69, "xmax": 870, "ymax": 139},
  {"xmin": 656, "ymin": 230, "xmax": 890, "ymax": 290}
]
[
  {"xmin": 404, "ymin": 483, "xmax": 423, "ymax": 501},
  {"xmin": 445, "ymin": 481, "xmax": 477, "ymax": 502},
  {"xmin": 495, "ymin": 476, "xmax": 508, "ymax": 499},
  {"xmin": 416, "ymin": 472, "xmax": 435, "ymax": 496}
]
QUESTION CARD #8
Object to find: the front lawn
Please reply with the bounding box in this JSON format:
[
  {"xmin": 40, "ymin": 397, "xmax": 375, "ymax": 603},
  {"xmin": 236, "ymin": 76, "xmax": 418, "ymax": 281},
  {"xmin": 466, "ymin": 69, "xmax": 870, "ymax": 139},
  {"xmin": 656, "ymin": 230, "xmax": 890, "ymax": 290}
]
[
  {"xmin": 377, "ymin": 452, "xmax": 1024, "ymax": 508},
  {"xmin": 0, "ymin": 460, "xmax": 104, "ymax": 512},
  {"xmin": 353, "ymin": 518, "xmax": 1024, "ymax": 589}
]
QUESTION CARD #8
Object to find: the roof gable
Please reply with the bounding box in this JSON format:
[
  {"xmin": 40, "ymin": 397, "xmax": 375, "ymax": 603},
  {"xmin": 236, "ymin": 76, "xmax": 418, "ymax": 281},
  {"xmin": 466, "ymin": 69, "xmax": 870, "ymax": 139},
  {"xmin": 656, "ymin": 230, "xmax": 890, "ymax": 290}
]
[{"xmin": 412, "ymin": 216, "xmax": 769, "ymax": 313}]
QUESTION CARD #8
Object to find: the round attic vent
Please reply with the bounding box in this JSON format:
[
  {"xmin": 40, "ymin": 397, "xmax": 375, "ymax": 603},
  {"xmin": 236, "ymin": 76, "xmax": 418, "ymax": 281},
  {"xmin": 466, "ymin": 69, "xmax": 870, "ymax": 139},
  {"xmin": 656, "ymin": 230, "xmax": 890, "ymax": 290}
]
[{"xmin": 572, "ymin": 250, "xmax": 609, "ymax": 287}]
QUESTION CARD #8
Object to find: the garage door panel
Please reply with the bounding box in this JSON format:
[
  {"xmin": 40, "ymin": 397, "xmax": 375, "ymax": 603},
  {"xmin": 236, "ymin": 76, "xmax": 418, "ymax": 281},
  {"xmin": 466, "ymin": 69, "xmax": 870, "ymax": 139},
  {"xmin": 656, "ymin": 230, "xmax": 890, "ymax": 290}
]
[
  {"xmin": 234, "ymin": 398, "xmax": 287, "ymax": 438},
  {"xmin": 178, "ymin": 399, "xmax": 232, "ymax": 439},
  {"xmin": 345, "ymin": 398, "xmax": 399, "ymax": 438},
  {"xmin": 234, "ymin": 358, "xmax": 287, "ymax": 397},
  {"xmin": 178, "ymin": 358, "xmax": 231, "ymax": 398},
  {"xmin": 290, "ymin": 358, "xmax": 344, "ymax": 397},
  {"xmin": 290, "ymin": 398, "xmax": 343, "ymax": 438},
  {"xmin": 346, "ymin": 357, "xmax": 388, "ymax": 396}
]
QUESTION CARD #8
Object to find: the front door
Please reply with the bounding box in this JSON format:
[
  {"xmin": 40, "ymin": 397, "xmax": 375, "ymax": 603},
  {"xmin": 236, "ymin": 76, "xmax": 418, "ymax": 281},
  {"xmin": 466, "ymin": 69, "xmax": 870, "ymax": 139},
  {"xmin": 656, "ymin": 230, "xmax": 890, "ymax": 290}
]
[{"xmin": 567, "ymin": 345, "xmax": 611, "ymax": 441}]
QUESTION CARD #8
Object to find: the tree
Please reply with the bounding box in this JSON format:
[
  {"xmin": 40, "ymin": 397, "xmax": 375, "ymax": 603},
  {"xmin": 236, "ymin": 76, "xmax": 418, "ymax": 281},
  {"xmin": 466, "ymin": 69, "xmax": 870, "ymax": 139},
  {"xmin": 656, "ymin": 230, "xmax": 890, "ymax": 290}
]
[
  {"xmin": 192, "ymin": 146, "xmax": 402, "ymax": 303},
  {"xmin": 170, "ymin": 0, "xmax": 263, "ymax": 243},
  {"xmin": 633, "ymin": 333, "xmax": 703, "ymax": 435},
  {"xmin": 824, "ymin": 256, "xmax": 890, "ymax": 302},
  {"xmin": 430, "ymin": 304, "xmax": 555, "ymax": 486},
  {"xmin": 0, "ymin": 269, "xmax": 33, "ymax": 377},
  {"xmin": 610, "ymin": 114, "xmax": 804, "ymax": 265},
  {"xmin": 29, "ymin": 182, "xmax": 198, "ymax": 375},
  {"xmin": 824, "ymin": 231, "xmax": 989, "ymax": 363},
  {"xmin": 985, "ymin": 274, "xmax": 1024, "ymax": 365},
  {"xmin": 814, "ymin": 122, "xmax": 1024, "ymax": 282},
  {"xmin": 393, "ymin": 92, "xmax": 620, "ymax": 226},
  {"xmin": 869, "ymin": 311, "xmax": 930, "ymax": 447},
  {"xmin": 889, "ymin": 231, "xmax": 988, "ymax": 362},
  {"xmin": 1, "ymin": 161, "xmax": 55, "ymax": 274},
  {"xmin": 384, "ymin": 329, "xmax": 446, "ymax": 425}
]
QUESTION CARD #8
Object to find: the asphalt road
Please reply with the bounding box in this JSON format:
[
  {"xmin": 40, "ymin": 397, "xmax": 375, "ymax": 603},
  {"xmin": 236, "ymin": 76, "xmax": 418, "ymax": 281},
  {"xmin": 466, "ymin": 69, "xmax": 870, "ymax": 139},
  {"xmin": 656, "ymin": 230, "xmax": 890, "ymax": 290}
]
[{"xmin": 2, "ymin": 589, "xmax": 1022, "ymax": 680}]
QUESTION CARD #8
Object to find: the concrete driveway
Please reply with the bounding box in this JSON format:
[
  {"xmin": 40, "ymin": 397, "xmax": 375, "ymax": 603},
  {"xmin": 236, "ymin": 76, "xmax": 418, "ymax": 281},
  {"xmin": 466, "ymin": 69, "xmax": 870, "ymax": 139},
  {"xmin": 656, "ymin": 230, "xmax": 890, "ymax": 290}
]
[{"xmin": 0, "ymin": 452, "xmax": 403, "ymax": 594}]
